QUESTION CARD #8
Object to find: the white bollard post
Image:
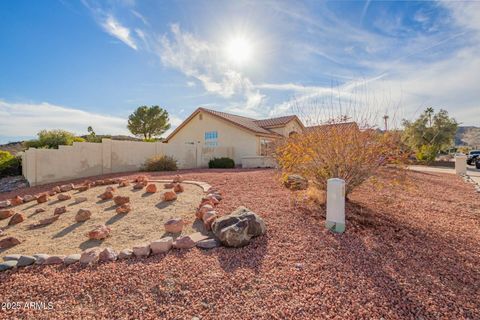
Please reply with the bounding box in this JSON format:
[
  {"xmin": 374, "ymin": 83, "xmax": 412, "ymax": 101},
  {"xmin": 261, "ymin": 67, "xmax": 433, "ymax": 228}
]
[
  {"xmin": 326, "ymin": 178, "xmax": 346, "ymax": 233},
  {"xmin": 455, "ymin": 154, "xmax": 467, "ymax": 175}
]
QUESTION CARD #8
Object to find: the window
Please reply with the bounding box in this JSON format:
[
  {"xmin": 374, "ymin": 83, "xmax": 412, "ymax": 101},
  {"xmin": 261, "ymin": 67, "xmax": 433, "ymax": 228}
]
[
  {"xmin": 260, "ymin": 139, "xmax": 273, "ymax": 156},
  {"xmin": 205, "ymin": 131, "xmax": 218, "ymax": 147}
]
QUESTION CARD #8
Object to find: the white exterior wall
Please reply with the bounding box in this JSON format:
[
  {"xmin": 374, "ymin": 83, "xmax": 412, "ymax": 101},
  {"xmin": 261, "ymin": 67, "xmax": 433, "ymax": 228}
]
[{"xmin": 167, "ymin": 111, "xmax": 258, "ymax": 167}]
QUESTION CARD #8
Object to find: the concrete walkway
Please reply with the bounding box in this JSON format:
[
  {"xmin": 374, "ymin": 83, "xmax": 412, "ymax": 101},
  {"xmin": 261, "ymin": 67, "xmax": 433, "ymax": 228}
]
[{"xmin": 408, "ymin": 165, "xmax": 480, "ymax": 185}]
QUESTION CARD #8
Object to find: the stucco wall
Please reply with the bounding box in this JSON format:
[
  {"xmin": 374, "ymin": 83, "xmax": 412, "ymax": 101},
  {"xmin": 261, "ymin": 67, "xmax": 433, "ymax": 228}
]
[
  {"xmin": 24, "ymin": 142, "xmax": 103, "ymax": 186},
  {"xmin": 110, "ymin": 140, "xmax": 163, "ymax": 173},
  {"xmin": 21, "ymin": 111, "xmax": 296, "ymax": 186},
  {"xmin": 268, "ymin": 119, "xmax": 303, "ymax": 137},
  {"xmin": 242, "ymin": 156, "xmax": 277, "ymax": 168},
  {"xmin": 167, "ymin": 110, "xmax": 258, "ymax": 166}
]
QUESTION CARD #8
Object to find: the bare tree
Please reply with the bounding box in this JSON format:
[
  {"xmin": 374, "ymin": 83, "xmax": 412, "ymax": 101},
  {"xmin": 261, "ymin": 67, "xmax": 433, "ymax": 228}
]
[{"xmin": 462, "ymin": 128, "xmax": 480, "ymax": 149}]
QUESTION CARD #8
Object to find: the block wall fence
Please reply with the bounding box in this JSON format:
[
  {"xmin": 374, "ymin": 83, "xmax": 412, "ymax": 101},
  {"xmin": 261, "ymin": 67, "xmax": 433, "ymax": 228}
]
[{"xmin": 21, "ymin": 139, "xmax": 274, "ymax": 186}]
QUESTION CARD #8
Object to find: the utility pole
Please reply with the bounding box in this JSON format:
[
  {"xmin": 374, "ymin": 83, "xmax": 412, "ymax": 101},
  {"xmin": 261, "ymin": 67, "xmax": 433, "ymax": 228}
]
[{"xmin": 383, "ymin": 114, "xmax": 389, "ymax": 131}]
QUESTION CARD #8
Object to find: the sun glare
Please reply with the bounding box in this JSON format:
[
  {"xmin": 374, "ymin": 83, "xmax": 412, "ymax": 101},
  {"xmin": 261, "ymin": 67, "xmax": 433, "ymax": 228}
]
[{"xmin": 225, "ymin": 37, "xmax": 253, "ymax": 65}]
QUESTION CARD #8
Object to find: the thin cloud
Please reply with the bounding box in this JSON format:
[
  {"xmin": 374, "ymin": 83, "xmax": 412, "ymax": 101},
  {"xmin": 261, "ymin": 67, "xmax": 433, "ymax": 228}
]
[
  {"xmin": 101, "ymin": 15, "xmax": 137, "ymax": 50},
  {"xmin": 158, "ymin": 24, "xmax": 265, "ymax": 115},
  {"xmin": 0, "ymin": 100, "xmax": 130, "ymax": 137}
]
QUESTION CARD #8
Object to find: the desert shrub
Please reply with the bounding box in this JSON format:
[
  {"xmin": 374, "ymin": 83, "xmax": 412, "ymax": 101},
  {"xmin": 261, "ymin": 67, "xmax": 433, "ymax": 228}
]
[
  {"xmin": 415, "ymin": 144, "xmax": 438, "ymax": 163},
  {"xmin": 0, "ymin": 150, "xmax": 13, "ymax": 163},
  {"xmin": 457, "ymin": 146, "xmax": 471, "ymax": 155},
  {"xmin": 142, "ymin": 155, "xmax": 178, "ymax": 171},
  {"xmin": 0, "ymin": 151, "xmax": 22, "ymax": 177},
  {"xmin": 24, "ymin": 129, "xmax": 81, "ymax": 149},
  {"xmin": 276, "ymin": 121, "xmax": 405, "ymax": 197},
  {"xmin": 208, "ymin": 157, "xmax": 235, "ymax": 168}
]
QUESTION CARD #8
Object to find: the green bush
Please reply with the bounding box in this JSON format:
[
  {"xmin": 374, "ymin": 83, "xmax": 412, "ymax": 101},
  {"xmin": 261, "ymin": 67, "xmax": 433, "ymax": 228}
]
[
  {"xmin": 415, "ymin": 144, "xmax": 438, "ymax": 163},
  {"xmin": 142, "ymin": 155, "xmax": 178, "ymax": 171},
  {"xmin": 0, "ymin": 151, "xmax": 22, "ymax": 177},
  {"xmin": 24, "ymin": 129, "xmax": 80, "ymax": 149},
  {"xmin": 208, "ymin": 157, "xmax": 235, "ymax": 168}
]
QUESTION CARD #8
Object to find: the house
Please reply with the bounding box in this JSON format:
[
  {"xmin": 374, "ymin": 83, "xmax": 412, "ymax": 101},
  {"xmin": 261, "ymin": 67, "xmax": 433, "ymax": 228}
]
[{"xmin": 164, "ymin": 107, "xmax": 305, "ymax": 168}]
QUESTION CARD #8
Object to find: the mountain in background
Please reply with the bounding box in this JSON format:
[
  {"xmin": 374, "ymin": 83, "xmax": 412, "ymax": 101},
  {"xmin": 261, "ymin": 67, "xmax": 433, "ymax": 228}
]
[{"xmin": 456, "ymin": 126, "xmax": 480, "ymax": 146}]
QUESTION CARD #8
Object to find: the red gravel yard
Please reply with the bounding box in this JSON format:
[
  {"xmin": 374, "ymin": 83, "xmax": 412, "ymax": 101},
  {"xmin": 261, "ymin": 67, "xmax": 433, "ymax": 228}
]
[{"xmin": 1, "ymin": 168, "xmax": 479, "ymax": 319}]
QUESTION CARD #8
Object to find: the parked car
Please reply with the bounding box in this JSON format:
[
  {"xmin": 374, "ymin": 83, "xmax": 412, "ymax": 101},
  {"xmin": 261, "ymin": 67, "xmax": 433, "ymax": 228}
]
[
  {"xmin": 476, "ymin": 158, "xmax": 480, "ymax": 169},
  {"xmin": 467, "ymin": 150, "xmax": 480, "ymax": 165}
]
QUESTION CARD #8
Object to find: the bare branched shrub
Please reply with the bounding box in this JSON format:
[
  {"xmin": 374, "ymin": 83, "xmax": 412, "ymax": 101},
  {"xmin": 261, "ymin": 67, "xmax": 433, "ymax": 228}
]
[{"xmin": 275, "ymin": 90, "xmax": 406, "ymax": 198}]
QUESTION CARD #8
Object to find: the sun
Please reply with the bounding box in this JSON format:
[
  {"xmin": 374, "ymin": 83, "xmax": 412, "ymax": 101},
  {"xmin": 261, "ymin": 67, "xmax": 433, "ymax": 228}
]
[{"xmin": 225, "ymin": 37, "xmax": 253, "ymax": 65}]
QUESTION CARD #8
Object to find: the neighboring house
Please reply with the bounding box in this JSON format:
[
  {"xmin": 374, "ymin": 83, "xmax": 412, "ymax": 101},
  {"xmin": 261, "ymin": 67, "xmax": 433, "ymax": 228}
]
[
  {"xmin": 304, "ymin": 122, "xmax": 359, "ymax": 134},
  {"xmin": 164, "ymin": 107, "xmax": 305, "ymax": 168}
]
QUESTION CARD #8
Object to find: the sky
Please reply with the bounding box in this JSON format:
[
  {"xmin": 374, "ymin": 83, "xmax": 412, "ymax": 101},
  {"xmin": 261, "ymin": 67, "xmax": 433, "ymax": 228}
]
[{"xmin": 1, "ymin": 0, "xmax": 480, "ymax": 143}]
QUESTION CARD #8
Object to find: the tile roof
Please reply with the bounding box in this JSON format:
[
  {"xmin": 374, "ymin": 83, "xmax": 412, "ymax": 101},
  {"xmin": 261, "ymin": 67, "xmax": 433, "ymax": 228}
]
[
  {"xmin": 165, "ymin": 107, "xmax": 304, "ymax": 141},
  {"xmin": 305, "ymin": 122, "xmax": 359, "ymax": 133},
  {"xmin": 199, "ymin": 108, "xmax": 276, "ymax": 135},
  {"xmin": 253, "ymin": 115, "xmax": 298, "ymax": 128}
]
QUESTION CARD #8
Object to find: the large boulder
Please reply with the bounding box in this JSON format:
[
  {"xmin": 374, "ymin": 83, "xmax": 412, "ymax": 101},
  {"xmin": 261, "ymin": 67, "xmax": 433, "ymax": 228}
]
[
  {"xmin": 284, "ymin": 174, "xmax": 308, "ymax": 190},
  {"xmin": 212, "ymin": 206, "xmax": 266, "ymax": 247}
]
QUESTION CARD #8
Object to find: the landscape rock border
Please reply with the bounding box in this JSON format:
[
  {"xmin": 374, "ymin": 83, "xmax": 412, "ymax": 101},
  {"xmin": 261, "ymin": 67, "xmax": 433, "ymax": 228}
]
[
  {"xmin": 462, "ymin": 174, "xmax": 480, "ymax": 193},
  {"xmin": 0, "ymin": 177, "xmax": 227, "ymax": 272}
]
